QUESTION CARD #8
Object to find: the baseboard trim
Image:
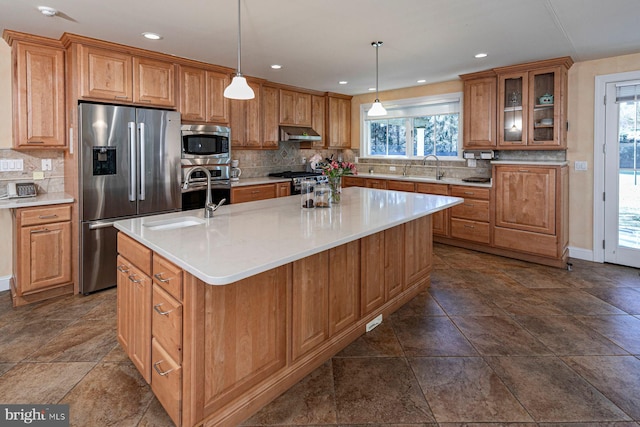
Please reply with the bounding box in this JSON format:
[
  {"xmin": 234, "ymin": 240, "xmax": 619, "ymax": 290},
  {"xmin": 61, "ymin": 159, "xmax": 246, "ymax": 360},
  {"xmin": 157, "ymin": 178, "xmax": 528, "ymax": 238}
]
[
  {"xmin": 0, "ymin": 275, "xmax": 11, "ymax": 292},
  {"xmin": 568, "ymin": 246, "xmax": 595, "ymax": 262}
]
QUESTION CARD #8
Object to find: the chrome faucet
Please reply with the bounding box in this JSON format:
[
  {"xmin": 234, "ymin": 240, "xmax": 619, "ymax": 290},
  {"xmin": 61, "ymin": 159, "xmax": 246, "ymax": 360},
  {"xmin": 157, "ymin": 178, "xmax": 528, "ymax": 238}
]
[
  {"xmin": 422, "ymin": 155, "xmax": 444, "ymax": 180},
  {"xmin": 402, "ymin": 161, "xmax": 411, "ymax": 176},
  {"xmin": 183, "ymin": 166, "xmax": 226, "ymax": 218}
]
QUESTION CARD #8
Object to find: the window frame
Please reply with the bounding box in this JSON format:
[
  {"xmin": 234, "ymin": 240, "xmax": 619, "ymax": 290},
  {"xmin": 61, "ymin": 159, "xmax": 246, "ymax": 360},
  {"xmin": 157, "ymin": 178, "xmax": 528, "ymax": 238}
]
[{"xmin": 359, "ymin": 92, "xmax": 463, "ymax": 160}]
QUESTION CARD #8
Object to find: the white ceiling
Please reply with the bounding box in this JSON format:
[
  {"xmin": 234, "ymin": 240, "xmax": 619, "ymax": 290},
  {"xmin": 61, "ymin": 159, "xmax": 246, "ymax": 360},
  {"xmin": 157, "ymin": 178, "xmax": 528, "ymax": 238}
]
[{"xmin": 1, "ymin": 0, "xmax": 639, "ymax": 95}]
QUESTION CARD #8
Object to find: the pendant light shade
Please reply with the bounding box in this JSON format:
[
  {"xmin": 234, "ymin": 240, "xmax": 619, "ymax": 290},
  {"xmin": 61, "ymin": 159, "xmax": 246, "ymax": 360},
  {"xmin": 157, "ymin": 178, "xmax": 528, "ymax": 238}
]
[
  {"xmin": 368, "ymin": 41, "xmax": 387, "ymax": 117},
  {"xmin": 224, "ymin": 0, "xmax": 255, "ymax": 100}
]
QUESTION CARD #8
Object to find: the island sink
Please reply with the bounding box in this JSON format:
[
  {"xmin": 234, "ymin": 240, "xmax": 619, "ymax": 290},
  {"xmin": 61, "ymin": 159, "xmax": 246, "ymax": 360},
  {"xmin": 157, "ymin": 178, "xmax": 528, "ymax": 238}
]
[{"xmin": 142, "ymin": 216, "xmax": 205, "ymax": 231}]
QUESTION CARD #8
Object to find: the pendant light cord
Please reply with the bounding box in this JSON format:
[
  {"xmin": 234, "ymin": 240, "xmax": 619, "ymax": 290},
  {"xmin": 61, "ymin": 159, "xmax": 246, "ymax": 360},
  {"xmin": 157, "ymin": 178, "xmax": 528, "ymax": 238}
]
[
  {"xmin": 236, "ymin": 0, "xmax": 242, "ymax": 76},
  {"xmin": 373, "ymin": 41, "xmax": 382, "ymax": 101}
]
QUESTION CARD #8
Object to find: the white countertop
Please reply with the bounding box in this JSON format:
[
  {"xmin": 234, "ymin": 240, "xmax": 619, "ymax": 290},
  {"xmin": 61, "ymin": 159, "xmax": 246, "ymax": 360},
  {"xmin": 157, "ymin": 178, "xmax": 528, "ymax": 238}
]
[
  {"xmin": 114, "ymin": 187, "xmax": 462, "ymax": 286},
  {"xmin": 354, "ymin": 173, "xmax": 492, "ymax": 188},
  {"xmin": 0, "ymin": 192, "xmax": 74, "ymax": 209},
  {"xmin": 230, "ymin": 177, "xmax": 290, "ymax": 187}
]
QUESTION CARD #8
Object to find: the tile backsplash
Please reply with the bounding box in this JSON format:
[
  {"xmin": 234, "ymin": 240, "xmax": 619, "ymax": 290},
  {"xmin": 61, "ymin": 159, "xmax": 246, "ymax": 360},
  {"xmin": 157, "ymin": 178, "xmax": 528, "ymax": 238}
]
[{"xmin": 0, "ymin": 149, "xmax": 64, "ymax": 195}]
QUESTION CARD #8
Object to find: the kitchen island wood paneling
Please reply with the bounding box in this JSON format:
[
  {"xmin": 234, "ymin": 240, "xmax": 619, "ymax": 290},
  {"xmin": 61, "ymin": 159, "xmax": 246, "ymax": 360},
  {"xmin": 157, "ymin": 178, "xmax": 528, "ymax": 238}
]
[{"xmin": 114, "ymin": 188, "xmax": 461, "ymax": 426}]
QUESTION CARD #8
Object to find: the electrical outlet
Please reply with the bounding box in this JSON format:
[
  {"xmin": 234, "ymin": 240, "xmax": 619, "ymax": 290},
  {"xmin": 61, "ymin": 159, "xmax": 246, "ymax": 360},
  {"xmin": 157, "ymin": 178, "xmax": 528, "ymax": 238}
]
[
  {"xmin": 467, "ymin": 159, "xmax": 477, "ymax": 168},
  {"xmin": 33, "ymin": 171, "xmax": 44, "ymax": 180},
  {"xmin": 0, "ymin": 159, "xmax": 7, "ymax": 171},
  {"xmin": 42, "ymin": 159, "xmax": 52, "ymax": 171},
  {"xmin": 389, "ymin": 166, "xmax": 396, "ymax": 171},
  {"xmin": 574, "ymin": 161, "xmax": 588, "ymax": 171}
]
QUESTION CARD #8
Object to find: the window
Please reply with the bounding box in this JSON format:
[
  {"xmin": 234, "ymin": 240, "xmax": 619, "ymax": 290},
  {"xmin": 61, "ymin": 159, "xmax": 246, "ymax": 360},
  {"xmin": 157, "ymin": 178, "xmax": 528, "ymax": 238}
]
[{"xmin": 362, "ymin": 93, "xmax": 462, "ymax": 159}]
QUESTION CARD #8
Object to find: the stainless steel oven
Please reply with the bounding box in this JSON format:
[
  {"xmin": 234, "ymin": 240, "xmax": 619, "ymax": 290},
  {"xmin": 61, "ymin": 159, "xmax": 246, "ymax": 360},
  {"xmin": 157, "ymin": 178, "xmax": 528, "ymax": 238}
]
[{"xmin": 181, "ymin": 124, "xmax": 230, "ymax": 164}]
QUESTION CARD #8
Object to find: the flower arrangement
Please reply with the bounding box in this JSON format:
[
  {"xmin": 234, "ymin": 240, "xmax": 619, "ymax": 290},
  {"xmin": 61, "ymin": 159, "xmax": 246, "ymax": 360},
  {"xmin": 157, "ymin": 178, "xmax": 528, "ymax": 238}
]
[
  {"xmin": 320, "ymin": 161, "xmax": 357, "ymax": 204},
  {"xmin": 320, "ymin": 160, "xmax": 357, "ymax": 178}
]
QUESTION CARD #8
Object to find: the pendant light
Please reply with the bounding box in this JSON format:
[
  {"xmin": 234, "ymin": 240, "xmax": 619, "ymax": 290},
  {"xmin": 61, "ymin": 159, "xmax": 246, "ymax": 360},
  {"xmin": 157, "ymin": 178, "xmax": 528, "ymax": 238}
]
[
  {"xmin": 510, "ymin": 92, "xmax": 518, "ymax": 131},
  {"xmin": 368, "ymin": 41, "xmax": 387, "ymax": 117},
  {"xmin": 224, "ymin": 0, "xmax": 255, "ymax": 100}
]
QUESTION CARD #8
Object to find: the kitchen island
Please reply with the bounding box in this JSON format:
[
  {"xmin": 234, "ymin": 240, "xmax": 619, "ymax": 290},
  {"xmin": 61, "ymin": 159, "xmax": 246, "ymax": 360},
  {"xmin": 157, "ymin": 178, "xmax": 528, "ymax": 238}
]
[{"xmin": 114, "ymin": 187, "xmax": 462, "ymax": 427}]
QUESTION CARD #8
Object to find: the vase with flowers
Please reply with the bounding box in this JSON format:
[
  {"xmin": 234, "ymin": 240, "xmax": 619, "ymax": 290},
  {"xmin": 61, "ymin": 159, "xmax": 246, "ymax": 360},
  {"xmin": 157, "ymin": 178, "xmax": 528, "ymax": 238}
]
[{"xmin": 321, "ymin": 160, "xmax": 357, "ymax": 204}]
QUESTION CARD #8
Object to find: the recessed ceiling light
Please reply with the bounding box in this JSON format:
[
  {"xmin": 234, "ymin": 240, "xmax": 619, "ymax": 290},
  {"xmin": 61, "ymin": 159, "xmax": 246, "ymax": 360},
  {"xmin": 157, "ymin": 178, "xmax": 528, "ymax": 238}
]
[
  {"xmin": 368, "ymin": 87, "xmax": 376, "ymax": 91},
  {"xmin": 417, "ymin": 79, "xmax": 426, "ymax": 83},
  {"xmin": 37, "ymin": 6, "xmax": 57, "ymax": 17},
  {"xmin": 474, "ymin": 53, "xmax": 488, "ymax": 58},
  {"xmin": 271, "ymin": 64, "xmax": 282, "ymax": 69},
  {"xmin": 142, "ymin": 32, "xmax": 162, "ymax": 40},
  {"xmin": 339, "ymin": 81, "xmax": 348, "ymax": 85}
]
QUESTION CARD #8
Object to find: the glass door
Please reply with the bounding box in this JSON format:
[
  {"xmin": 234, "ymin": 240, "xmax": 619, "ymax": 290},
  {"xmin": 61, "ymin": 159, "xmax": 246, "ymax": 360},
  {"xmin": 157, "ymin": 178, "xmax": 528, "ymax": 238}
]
[
  {"xmin": 529, "ymin": 67, "xmax": 560, "ymax": 147},
  {"xmin": 604, "ymin": 81, "xmax": 640, "ymax": 268},
  {"xmin": 498, "ymin": 73, "xmax": 527, "ymax": 147}
]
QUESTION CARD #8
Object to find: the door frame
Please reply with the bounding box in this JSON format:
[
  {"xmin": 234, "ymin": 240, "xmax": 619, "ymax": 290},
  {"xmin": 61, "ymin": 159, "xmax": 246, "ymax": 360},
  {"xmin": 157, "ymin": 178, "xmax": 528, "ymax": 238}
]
[{"xmin": 593, "ymin": 70, "xmax": 640, "ymax": 263}]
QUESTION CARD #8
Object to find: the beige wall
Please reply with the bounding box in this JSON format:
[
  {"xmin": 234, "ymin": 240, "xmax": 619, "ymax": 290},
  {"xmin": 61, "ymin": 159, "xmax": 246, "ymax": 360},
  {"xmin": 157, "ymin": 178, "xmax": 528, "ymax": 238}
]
[
  {"xmin": 1, "ymin": 41, "xmax": 13, "ymax": 278},
  {"xmin": 565, "ymin": 51, "xmax": 640, "ymax": 252},
  {"xmin": 350, "ymin": 54, "xmax": 640, "ymax": 256}
]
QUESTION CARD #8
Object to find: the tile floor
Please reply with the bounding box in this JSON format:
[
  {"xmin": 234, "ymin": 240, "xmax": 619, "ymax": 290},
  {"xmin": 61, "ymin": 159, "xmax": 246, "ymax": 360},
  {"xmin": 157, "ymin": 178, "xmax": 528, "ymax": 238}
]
[{"xmin": 1, "ymin": 244, "xmax": 640, "ymax": 426}]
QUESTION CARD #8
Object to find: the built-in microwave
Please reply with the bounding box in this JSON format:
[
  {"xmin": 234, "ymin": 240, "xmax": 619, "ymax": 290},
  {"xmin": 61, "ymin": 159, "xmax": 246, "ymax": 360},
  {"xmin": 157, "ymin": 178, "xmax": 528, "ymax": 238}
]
[{"xmin": 181, "ymin": 124, "xmax": 230, "ymax": 163}]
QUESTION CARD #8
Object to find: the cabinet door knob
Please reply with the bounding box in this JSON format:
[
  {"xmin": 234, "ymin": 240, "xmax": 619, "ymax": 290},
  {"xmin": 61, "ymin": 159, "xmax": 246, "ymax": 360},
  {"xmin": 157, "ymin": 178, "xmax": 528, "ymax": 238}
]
[
  {"xmin": 153, "ymin": 360, "xmax": 174, "ymax": 376},
  {"xmin": 153, "ymin": 303, "xmax": 173, "ymax": 316}
]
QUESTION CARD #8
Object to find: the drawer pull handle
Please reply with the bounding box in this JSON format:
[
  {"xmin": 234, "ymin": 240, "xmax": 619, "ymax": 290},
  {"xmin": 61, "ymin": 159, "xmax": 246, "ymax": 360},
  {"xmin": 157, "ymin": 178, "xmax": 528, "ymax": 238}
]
[
  {"xmin": 251, "ymin": 190, "xmax": 260, "ymax": 194},
  {"xmin": 117, "ymin": 265, "xmax": 129, "ymax": 273},
  {"xmin": 38, "ymin": 214, "xmax": 58, "ymax": 219},
  {"xmin": 114, "ymin": 96, "xmax": 129, "ymax": 99},
  {"xmin": 128, "ymin": 274, "xmax": 142, "ymax": 284},
  {"xmin": 519, "ymin": 169, "xmax": 530, "ymax": 173},
  {"xmin": 153, "ymin": 360, "xmax": 174, "ymax": 376},
  {"xmin": 463, "ymin": 192, "xmax": 474, "ymax": 195},
  {"xmin": 464, "ymin": 225, "xmax": 475, "ymax": 229},
  {"xmin": 153, "ymin": 303, "xmax": 173, "ymax": 316},
  {"xmin": 30, "ymin": 228, "xmax": 49, "ymax": 234},
  {"xmin": 153, "ymin": 273, "xmax": 171, "ymax": 283}
]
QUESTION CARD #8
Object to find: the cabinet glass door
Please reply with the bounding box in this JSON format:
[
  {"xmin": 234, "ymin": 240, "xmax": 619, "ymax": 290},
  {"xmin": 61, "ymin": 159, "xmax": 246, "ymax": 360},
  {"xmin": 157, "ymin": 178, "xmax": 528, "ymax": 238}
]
[
  {"xmin": 499, "ymin": 74, "xmax": 527, "ymax": 146},
  {"xmin": 529, "ymin": 67, "xmax": 560, "ymax": 146}
]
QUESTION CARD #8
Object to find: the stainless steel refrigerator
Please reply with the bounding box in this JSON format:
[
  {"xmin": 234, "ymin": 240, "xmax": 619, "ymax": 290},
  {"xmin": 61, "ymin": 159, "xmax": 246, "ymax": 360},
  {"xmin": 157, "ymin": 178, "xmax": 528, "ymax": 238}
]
[{"xmin": 79, "ymin": 103, "xmax": 181, "ymax": 294}]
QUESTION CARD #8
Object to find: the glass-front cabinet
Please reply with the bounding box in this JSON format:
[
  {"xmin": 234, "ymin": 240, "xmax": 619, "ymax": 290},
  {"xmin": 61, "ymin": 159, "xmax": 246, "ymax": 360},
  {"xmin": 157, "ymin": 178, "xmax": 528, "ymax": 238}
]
[{"xmin": 496, "ymin": 57, "xmax": 572, "ymax": 149}]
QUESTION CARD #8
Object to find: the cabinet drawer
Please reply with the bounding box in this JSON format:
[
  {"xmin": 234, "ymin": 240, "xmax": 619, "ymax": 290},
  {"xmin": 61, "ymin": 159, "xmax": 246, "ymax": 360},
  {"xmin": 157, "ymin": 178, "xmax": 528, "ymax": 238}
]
[
  {"xmin": 415, "ymin": 182, "xmax": 449, "ymax": 196},
  {"xmin": 20, "ymin": 205, "xmax": 71, "ymax": 226},
  {"xmin": 451, "ymin": 199, "xmax": 490, "ymax": 222},
  {"xmin": 343, "ymin": 176, "xmax": 365, "ymax": 188},
  {"xmin": 450, "ymin": 185, "xmax": 490, "ymax": 200},
  {"xmin": 152, "ymin": 284, "xmax": 183, "ymax": 363},
  {"xmin": 153, "ymin": 254, "xmax": 182, "ymax": 301},
  {"xmin": 450, "ymin": 218, "xmax": 490, "ymax": 244},
  {"xmin": 231, "ymin": 184, "xmax": 277, "ymax": 203},
  {"xmin": 151, "ymin": 338, "xmax": 182, "ymax": 426},
  {"xmin": 494, "ymin": 226, "xmax": 558, "ymax": 258},
  {"xmin": 365, "ymin": 179, "xmax": 387, "ymax": 189},
  {"xmin": 386, "ymin": 180, "xmax": 415, "ymax": 192},
  {"xmin": 117, "ymin": 233, "xmax": 152, "ymax": 276}
]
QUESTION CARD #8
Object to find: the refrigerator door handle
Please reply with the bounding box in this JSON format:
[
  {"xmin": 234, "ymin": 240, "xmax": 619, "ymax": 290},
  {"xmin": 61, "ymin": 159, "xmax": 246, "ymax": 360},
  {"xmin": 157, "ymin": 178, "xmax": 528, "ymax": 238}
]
[
  {"xmin": 88, "ymin": 220, "xmax": 116, "ymax": 230},
  {"xmin": 128, "ymin": 122, "xmax": 136, "ymax": 202},
  {"xmin": 138, "ymin": 122, "xmax": 146, "ymax": 201}
]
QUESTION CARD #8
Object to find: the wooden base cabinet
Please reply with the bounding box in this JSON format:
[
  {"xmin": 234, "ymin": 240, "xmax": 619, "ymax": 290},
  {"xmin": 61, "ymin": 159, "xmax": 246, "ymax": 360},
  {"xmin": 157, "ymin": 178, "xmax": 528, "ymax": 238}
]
[
  {"xmin": 493, "ymin": 164, "xmax": 568, "ymax": 266},
  {"xmin": 11, "ymin": 204, "xmax": 73, "ymax": 306},
  {"xmin": 449, "ymin": 186, "xmax": 490, "ymax": 244},
  {"xmin": 118, "ymin": 214, "xmax": 434, "ymax": 426}
]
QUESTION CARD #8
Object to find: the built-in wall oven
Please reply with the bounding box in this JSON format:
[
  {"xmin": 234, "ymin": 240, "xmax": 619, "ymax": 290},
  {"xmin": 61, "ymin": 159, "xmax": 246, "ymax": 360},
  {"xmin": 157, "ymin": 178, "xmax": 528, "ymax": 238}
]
[{"xmin": 180, "ymin": 124, "xmax": 232, "ymax": 210}]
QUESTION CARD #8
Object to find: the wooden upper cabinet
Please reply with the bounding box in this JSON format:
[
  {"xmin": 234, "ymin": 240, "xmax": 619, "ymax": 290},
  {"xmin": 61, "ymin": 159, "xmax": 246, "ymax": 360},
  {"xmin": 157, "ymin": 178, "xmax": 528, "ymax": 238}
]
[
  {"xmin": 80, "ymin": 46, "xmax": 133, "ymax": 102},
  {"xmin": 133, "ymin": 57, "xmax": 175, "ymax": 107},
  {"xmin": 179, "ymin": 65, "xmax": 229, "ymax": 123},
  {"xmin": 327, "ymin": 95, "xmax": 351, "ymax": 148},
  {"xmin": 11, "ymin": 40, "xmax": 66, "ymax": 149},
  {"xmin": 280, "ymin": 89, "xmax": 311, "ymax": 126},
  {"xmin": 495, "ymin": 57, "xmax": 572, "ymax": 150},
  {"xmin": 262, "ymin": 85, "xmax": 280, "ymax": 148},
  {"xmin": 310, "ymin": 95, "xmax": 326, "ymax": 148},
  {"xmin": 230, "ymin": 79, "xmax": 262, "ymax": 148},
  {"xmin": 79, "ymin": 45, "xmax": 176, "ymax": 107},
  {"xmin": 461, "ymin": 72, "xmax": 497, "ymax": 149}
]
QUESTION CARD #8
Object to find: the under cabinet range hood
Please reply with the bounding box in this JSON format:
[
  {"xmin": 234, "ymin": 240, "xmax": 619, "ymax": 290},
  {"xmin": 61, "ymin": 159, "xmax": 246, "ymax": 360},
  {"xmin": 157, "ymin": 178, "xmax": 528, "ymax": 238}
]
[{"xmin": 279, "ymin": 126, "xmax": 321, "ymax": 142}]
